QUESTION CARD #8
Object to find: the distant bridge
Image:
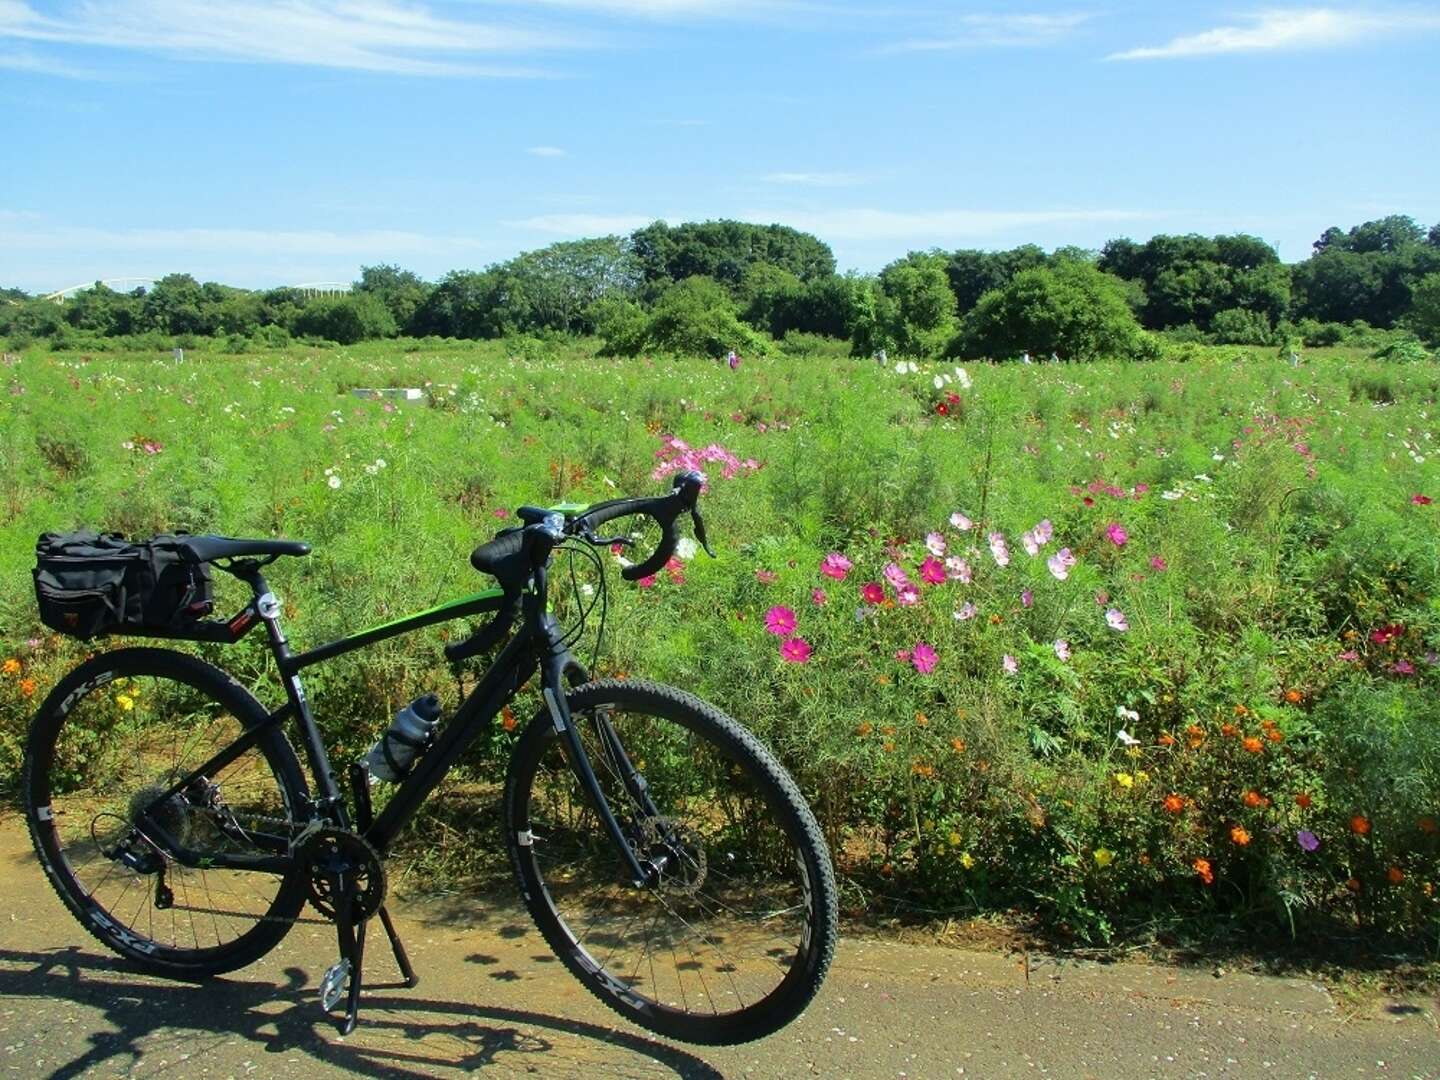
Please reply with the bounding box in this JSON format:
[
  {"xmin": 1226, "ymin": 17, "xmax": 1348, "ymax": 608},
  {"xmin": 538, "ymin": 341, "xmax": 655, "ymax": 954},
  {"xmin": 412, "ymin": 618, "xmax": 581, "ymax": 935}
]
[{"xmin": 36, "ymin": 279, "xmax": 353, "ymax": 303}]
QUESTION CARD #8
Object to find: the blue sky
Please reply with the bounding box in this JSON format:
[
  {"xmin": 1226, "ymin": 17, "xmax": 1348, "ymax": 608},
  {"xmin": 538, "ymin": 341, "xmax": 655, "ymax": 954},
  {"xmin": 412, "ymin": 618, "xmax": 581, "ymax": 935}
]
[{"xmin": 2, "ymin": 2, "xmax": 1438, "ymax": 292}]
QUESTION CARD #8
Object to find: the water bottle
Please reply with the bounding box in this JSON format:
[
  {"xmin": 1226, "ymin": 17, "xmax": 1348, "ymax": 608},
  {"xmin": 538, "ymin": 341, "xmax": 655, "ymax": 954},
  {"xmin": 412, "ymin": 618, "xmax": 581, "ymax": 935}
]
[{"xmin": 362, "ymin": 693, "xmax": 442, "ymax": 782}]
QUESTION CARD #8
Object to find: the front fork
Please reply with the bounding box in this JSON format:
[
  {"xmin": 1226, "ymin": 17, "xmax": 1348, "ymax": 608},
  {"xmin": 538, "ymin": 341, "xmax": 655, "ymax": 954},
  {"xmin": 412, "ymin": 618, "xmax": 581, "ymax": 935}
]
[{"xmin": 536, "ymin": 625, "xmax": 664, "ymax": 888}]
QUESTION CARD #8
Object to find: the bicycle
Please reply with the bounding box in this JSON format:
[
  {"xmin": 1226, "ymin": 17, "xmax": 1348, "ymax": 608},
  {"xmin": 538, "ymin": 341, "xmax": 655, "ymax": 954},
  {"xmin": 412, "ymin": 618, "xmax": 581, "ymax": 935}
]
[{"xmin": 21, "ymin": 471, "xmax": 838, "ymax": 1044}]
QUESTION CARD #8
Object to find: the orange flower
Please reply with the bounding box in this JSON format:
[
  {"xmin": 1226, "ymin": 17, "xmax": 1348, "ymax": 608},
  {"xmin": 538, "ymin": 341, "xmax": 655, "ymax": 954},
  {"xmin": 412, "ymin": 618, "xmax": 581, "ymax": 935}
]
[
  {"xmin": 1242, "ymin": 790, "xmax": 1266, "ymax": 809},
  {"xmin": 1193, "ymin": 857, "xmax": 1214, "ymax": 885},
  {"xmin": 1295, "ymin": 792, "xmax": 1313, "ymax": 809},
  {"xmin": 1230, "ymin": 825, "xmax": 1252, "ymax": 846},
  {"xmin": 911, "ymin": 761, "xmax": 936, "ymax": 779},
  {"xmin": 883, "ymin": 740, "xmax": 895, "ymax": 753},
  {"xmin": 1350, "ymin": 815, "xmax": 1371, "ymax": 836},
  {"xmin": 1233, "ymin": 704, "xmax": 1248, "ymax": 716},
  {"xmin": 1163, "ymin": 794, "xmax": 1186, "ymax": 814},
  {"xmin": 1, "ymin": 658, "xmax": 19, "ymax": 676},
  {"xmin": 1242, "ymin": 736, "xmax": 1264, "ymax": 754},
  {"xmin": 501, "ymin": 707, "xmax": 518, "ymax": 732},
  {"xmin": 951, "ymin": 737, "xmax": 966, "ymax": 754},
  {"xmin": 1186, "ymin": 725, "xmax": 1206, "ymax": 749},
  {"xmin": 881, "ymin": 725, "xmax": 896, "ymax": 736},
  {"xmin": 1346, "ymin": 877, "xmax": 1362, "ymax": 893},
  {"xmin": 1419, "ymin": 816, "xmax": 1438, "ymax": 835},
  {"xmin": 1157, "ymin": 732, "xmax": 1176, "ymax": 746},
  {"xmin": 880, "ymin": 862, "xmax": 893, "ymax": 876},
  {"xmin": 915, "ymin": 712, "xmax": 929, "ymax": 727},
  {"xmin": 856, "ymin": 721, "xmax": 873, "ymax": 737},
  {"xmin": 18, "ymin": 678, "xmax": 35, "ymax": 697},
  {"xmin": 1220, "ymin": 722, "xmax": 1238, "ymax": 738},
  {"xmin": 1265, "ymin": 728, "xmax": 1283, "ymax": 743},
  {"xmin": 1386, "ymin": 866, "xmax": 1405, "ymax": 885},
  {"xmin": 1284, "ymin": 689, "xmax": 1303, "ymax": 704}
]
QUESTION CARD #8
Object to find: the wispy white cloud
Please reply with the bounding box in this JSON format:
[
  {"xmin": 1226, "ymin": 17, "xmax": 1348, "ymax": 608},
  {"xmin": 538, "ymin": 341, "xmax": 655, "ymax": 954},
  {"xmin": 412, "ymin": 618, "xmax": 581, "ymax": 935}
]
[
  {"xmin": 1108, "ymin": 7, "xmax": 1440, "ymax": 60},
  {"xmin": 0, "ymin": 1, "xmax": 578, "ymax": 77},
  {"xmin": 887, "ymin": 12, "xmax": 1092, "ymax": 52},
  {"xmin": 505, "ymin": 212, "xmax": 658, "ymax": 234},
  {"xmin": 0, "ymin": 46, "xmax": 102, "ymax": 78},
  {"xmin": 526, "ymin": 145, "xmax": 568, "ymax": 157},
  {"xmin": 762, "ymin": 171, "xmax": 867, "ymax": 187},
  {"xmin": 735, "ymin": 207, "xmax": 1154, "ymax": 242},
  {"xmin": 0, "ymin": 221, "xmax": 493, "ymax": 257}
]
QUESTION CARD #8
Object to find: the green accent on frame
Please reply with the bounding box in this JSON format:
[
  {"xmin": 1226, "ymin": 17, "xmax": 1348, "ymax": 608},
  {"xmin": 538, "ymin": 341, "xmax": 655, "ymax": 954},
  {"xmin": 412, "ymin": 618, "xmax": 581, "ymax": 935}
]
[{"xmin": 354, "ymin": 588, "xmax": 505, "ymax": 637}]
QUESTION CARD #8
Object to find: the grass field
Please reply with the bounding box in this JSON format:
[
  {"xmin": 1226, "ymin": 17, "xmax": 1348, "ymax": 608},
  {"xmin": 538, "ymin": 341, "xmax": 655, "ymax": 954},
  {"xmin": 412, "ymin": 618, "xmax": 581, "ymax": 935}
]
[{"xmin": 2, "ymin": 338, "xmax": 1438, "ymax": 947}]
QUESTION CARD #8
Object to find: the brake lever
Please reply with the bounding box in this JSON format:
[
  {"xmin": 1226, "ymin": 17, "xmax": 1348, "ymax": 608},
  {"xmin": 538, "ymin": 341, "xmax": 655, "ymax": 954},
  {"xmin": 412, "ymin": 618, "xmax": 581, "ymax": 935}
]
[
  {"xmin": 691, "ymin": 509, "xmax": 716, "ymax": 558},
  {"xmin": 589, "ymin": 533, "xmax": 634, "ymax": 548}
]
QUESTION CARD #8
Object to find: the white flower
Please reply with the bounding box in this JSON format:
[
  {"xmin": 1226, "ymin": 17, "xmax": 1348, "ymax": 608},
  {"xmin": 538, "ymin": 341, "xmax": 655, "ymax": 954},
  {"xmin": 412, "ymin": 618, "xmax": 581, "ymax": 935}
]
[
  {"xmin": 676, "ymin": 536, "xmax": 699, "ymax": 560},
  {"xmin": 894, "ymin": 361, "xmax": 907, "ymax": 375},
  {"xmin": 933, "ymin": 375, "xmax": 944, "ymax": 390},
  {"xmin": 949, "ymin": 511, "xmax": 974, "ymax": 532},
  {"xmin": 1116, "ymin": 706, "xmax": 1140, "ymax": 725},
  {"xmin": 1161, "ymin": 490, "xmax": 1184, "ymax": 501},
  {"xmin": 1193, "ymin": 473, "xmax": 1212, "ymax": 483},
  {"xmin": 579, "ymin": 583, "xmax": 595, "ymax": 598},
  {"xmin": 1212, "ymin": 453, "xmax": 1225, "ymax": 462},
  {"xmin": 1116, "ymin": 728, "xmax": 1140, "ymax": 747},
  {"xmin": 364, "ymin": 464, "xmax": 378, "ymax": 476},
  {"xmin": 327, "ymin": 475, "xmax": 342, "ymax": 489},
  {"xmin": 375, "ymin": 458, "xmax": 387, "ymax": 469},
  {"xmin": 906, "ymin": 360, "xmax": 918, "ymax": 374},
  {"xmin": 954, "ymin": 366, "xmax": 972, "ymax": 389}
]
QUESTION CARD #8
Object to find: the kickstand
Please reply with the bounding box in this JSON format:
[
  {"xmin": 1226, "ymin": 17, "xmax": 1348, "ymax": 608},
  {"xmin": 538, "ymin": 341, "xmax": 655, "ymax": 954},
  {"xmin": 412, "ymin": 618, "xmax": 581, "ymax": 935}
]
[
  {"xmin": 378, "ymin": 905, "xmax": 419, "ymax": 988},
  {"xmin": 346, "ymin": 762, "xmax": 421, "ymax": 992}
]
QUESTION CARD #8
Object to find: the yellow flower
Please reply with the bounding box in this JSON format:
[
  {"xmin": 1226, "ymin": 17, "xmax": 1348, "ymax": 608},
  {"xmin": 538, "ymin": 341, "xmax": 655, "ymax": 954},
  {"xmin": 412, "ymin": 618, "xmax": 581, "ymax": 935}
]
[
  {"xmin": 1, "ymin": 658, "xmax": 19, "ymax": 676},
  {"xmin": 1114, "ymin": 772, "xmax": 1134, "ymax": 789},
  {"xmin": 959, "ymin": 852, "xmax": 976, "ymax": 870},
  {"xmin": 116, "ymin": 694, "xmax": 134, "ymax": 711},
  {"xmin": 948, "ymin": 831, "xmax": 962, "ymax": 847},
  {"xmin": 1134, "ymin": 770, "xmax": 1149, "ymax": 784},
  {"xmin": 1093, "ymin": 847, "xmax": 1114, "ymax": 868}
]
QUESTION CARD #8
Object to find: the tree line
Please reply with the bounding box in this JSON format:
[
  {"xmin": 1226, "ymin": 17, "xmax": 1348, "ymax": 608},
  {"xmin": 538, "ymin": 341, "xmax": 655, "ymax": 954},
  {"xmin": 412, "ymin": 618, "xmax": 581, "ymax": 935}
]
[{"xmin": 5, "ymin": 215, "xmax": 1440, "ymax": 360}]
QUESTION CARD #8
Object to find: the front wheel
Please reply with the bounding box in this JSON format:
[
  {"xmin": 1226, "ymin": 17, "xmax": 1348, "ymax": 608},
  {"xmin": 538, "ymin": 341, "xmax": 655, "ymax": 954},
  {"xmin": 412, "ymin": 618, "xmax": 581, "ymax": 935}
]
[{"xmin": 505, "ymin": 679, "xmax": 837, "ymax": 1045}]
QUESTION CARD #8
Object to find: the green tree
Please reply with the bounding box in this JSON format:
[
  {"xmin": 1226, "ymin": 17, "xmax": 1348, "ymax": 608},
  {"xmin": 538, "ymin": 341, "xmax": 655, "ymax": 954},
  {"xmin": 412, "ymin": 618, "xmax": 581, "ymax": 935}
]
[
  {"xmin": 630, "ymin": 220, "xmax": 835, "ymax": 289},
  {"xmin": 408, "ymin": 269, "xmax": 527, "ymax": 339},
  {"xmin": 1210, "ymin": 307, "xmax": 1275, "ymax": 345},
  {"xmin": 291, "ymin": 293, "xmax": 397, "ymax": 344},
  {"xmin": 957, "ymin": 261, "xmax": 1156, "ymax": 362},
  {"xmin": 879, "ymin": 252, "xmax": 958, "ymax": 355},
  {"xmin": 142, "ymin": 274, "xmax": 210, "ymax": 335},
  {"xmin": 355, "ymin": 265, "xmax": 430, "ymax": 330},
  {"xmin": 641, "ymin": 276, "xmax": 769, "ymax": 357},
  {"xmin": 1408, "ymin": 272, "xmax": 1440, "ymax": 344},
  {"xmin": 504, "ymin": 236, "xmax": 640, "ymax": 333}
]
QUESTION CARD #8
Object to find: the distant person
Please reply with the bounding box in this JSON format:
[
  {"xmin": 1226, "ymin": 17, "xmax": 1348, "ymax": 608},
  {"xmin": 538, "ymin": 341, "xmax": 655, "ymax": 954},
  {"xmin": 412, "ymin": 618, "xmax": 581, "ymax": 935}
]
[
  {"xmin": 874, "ymin": 348, "xmax": 887, "ymax": 366},
  {"xmin": 727, "ymin": 350, "xmax": 741, "ymax": 370}
]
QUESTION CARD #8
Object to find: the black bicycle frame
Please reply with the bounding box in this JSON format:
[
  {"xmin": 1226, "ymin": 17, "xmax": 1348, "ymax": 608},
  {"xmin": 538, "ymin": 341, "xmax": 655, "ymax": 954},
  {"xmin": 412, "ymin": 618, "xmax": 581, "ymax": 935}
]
[{"xmin": 137, "ymin": 562, "xmax": 659, "ymax": 887}]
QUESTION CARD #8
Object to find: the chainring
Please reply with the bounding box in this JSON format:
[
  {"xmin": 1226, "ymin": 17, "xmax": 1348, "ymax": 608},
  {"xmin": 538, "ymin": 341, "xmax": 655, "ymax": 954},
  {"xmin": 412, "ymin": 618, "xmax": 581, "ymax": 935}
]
[{"xmin": 300, "ymin": 827, "xmax": 387, "ymax": 921}]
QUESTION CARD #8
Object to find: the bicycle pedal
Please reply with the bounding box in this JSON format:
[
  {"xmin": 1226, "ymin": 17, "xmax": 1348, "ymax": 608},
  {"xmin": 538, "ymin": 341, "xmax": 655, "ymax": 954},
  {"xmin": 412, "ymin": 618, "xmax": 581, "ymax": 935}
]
[{"xmin": 319, "ymin": 958, "xmax": 352, "ymax": 1011}]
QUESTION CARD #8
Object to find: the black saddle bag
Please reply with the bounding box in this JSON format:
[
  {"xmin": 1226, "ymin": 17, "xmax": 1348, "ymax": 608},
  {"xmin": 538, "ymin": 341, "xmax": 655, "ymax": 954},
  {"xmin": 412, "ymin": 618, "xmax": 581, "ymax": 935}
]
[{"xmin": 33, "ymin": 531, "xmax": 214, "ymax": 640}]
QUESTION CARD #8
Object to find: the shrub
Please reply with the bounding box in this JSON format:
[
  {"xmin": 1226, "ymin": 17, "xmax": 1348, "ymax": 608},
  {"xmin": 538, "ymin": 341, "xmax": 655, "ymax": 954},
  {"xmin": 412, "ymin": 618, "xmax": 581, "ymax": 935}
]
[
  {"xmin": 642, "ymin": 277, "xmax": 769, "ymax": 358},
  {"xmin": 1211, "ymin": 307, "xmax": 1276, "ymax": 345},
  {"xmin": 290, "ymin": 293, "xmax": 397, "ymax": 345}
]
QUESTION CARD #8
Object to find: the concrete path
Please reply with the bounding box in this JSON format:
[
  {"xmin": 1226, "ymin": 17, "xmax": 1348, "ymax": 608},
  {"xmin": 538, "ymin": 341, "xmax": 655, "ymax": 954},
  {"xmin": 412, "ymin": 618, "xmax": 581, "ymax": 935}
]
[{"xmin": 0, "ymin": 819, "xmax": 1434, "ymax": 1079}]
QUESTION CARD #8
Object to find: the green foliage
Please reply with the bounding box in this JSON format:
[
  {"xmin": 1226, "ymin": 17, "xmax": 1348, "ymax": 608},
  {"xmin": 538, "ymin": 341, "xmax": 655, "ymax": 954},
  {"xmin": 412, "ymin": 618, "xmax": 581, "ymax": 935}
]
[
  {"xmin": 630, "ymin": 219, "xmax": 836, "ymax": 289},
  {"xmin": 641, "ymin": 276, "xmax": 769, "ymax": 357},
  {"xmin": 957, "ymin": 261, "xmax": 1158, "ymax": 361},
  {"xmin": 1407, "ymin": 272, "xmax": 1440, "ymax": 345},
  {"xmin": 878, "ymin": 253, "xmax": 959, "ymax": 357},
  {"xmin": 1211, "ymin": 307, "xmax": 1277, "ymax": 345},
  {"xmin": 354, "ymin": 264, "xmax": 430, "ymax": 329},
  {"xmin": 291, "ymin": 293, "xmax": 397, "ymax": 344}
]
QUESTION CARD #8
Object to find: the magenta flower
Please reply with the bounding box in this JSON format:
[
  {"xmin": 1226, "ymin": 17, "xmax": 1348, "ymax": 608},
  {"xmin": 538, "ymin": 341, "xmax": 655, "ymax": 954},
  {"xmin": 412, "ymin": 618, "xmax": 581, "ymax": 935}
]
[
  {"xmin": 755, "ymin": 569, "xmax": 778, "ymax": 584},
  {"xmin": 1337, "ymin": 649, "xmax": 1360, "ymax": 661},
  {"xmin": 1149, "ymin": 555, "xmax": 1168, "ymax": 572},
  {"xmin": 780, "ymin": 636, "xmax": 812, "ymax": 664},
  {"xmin": 912, "ymin": 642, "xmax": 938, "ymax": 674},
  {"xmin": 1296, "ymin": 830, "xmax": 1320, "ymax": 852},
  {"xmin": 1021, "ymin": 588, "xmax": 1034, "ymax": 608},
  {"xmin": 949, "ymin": 511, "xmax": 974, "ymax": 532},
  {"xmin": 987, "ymin": 532, "xmax": 1010, "ymax": 568},
  {"xmin": 945, "ymin": 556, "xmax": 972, "ymax": 583},
  {"xmin": 925, "ymin": 532, "xmax": 947, "ymax": 557},
  {"xmin": 1002, "ymin": 654, "xmax": 1018, "ymax": 675},
  {"xmin": 1105, "ymin": 608, "xmax": 1129, "ymax": 632},
  {"xmin": 765, "ymin": 606, "xmax": 797, "ymax": 636},
  {"xmin": 861, "ymin": 581, "xmax": 885, "ymax": 605},
  {"xmin": 1047, "ymin": 548, "xmax": 1076, "ymax": 581},
  {"xmin": 1392, "ymin": 659, "xmax": 1416, "ymax": 675},
  {"xmin": 1105, "ymin": 523, "xmax": 1128, "ymax": 547},
  {"xmin": 811, "ymin": 587, "xmax": 827, "ymax": 606},
  {"xmin": 1053, "ymin": 638, "xmax": 1071, "ymax": 661},
  {"xmin": 1412, "ymin": 494, "xmax": 1433, "ymax": 506},
  {"xmin": 897, "ymin": 584, "xmax": 921, "ymax": 606},
  {"xmin": 919, "ymin": 557, "xmax": 947, "ymax": 585},
  {"xmin": 954, "ymin": 602, "xmax": 977, "ymax": 621},
  {"xmin": 820, "ymin": 552, "xmax": 852, "ymax": 580},
  {"xmin": 637, "ymin": 574, "xmax": 658, "ymax": 589}
]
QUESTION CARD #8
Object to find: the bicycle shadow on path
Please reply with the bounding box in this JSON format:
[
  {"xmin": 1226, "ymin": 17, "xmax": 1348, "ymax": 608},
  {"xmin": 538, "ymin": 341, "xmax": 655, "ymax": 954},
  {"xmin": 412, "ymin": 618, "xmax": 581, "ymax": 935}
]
[{"xmin": 0, "ymin": 945, "xmax": 725, "ymax": 1079}]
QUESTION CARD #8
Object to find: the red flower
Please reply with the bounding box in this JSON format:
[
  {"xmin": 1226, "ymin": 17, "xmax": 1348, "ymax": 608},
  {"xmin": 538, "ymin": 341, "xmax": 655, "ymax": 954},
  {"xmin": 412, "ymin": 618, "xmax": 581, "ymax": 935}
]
[
  {"xmin": 1411, "ymin": 494, "xmax": 1433, "ymax": 505},
  {"xmin": 935, "ymin": 402, "xmax": 950, "ymax": 416},
  {"xmin": 1371, "ymin": 624, "xmax": 1405, "ymax": 645}
]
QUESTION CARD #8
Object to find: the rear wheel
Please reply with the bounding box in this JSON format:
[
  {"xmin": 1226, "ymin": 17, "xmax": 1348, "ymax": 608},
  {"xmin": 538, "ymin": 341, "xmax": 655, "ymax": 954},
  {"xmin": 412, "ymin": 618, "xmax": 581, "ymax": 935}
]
[
  {"xmin": 505, "ymin": 679, "xmax": 837, "ymax": 1045},
  {"xmin": 22, "ymin": 648, "xmax": 309, "ymax": 977}
]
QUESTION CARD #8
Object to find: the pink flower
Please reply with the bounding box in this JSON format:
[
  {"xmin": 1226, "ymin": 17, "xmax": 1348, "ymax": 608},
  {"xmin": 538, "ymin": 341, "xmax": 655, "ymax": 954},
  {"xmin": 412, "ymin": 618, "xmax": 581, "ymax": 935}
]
[
  {"xmin": 1021, "ymin": 588, "xmax": 1034, "ymax": 609},
  {"xmin": 1105, "ymin": 523, "xmax": 1128, "ymax": 547},
  {"xmin": 493, "ymin": 508, "xmax": 510, "ymax": 519},
  {"xmin": 1053, "ymin": 639, "xmax": 1071, "ymax": 661},
  {"xmin": 920, "ymin": 557, "xmax": 947, "ymax": 585},
  {"xmin": 811, "ymin": 587, "xmax": 827, "ymax": 606},
  {"xmin": 780, "ymin": 636, "xmax": 812, "ymax": 664},
  {"xmin": 925, "ymin": 532, "xmax": 947, "ymax": 557},
  {"xmin": 897, "ymin": 584, "xmax": 921, "ymax": 606},
  {"xmin": 954, "ymin": 602, "xmax": 977, "ymax": 621},
  {"xmin": 894, "ymin": 648, "xmax": 911, "ymax": 662},
  {"xmin": 1149, "ymin": 555, "xmax": 1168, "ymax": 572},
  {"xmin": 820, "ymin": 552, "xmax": 852, "ymax": 580},
  {"xmin": 1047, "ymin": 548, "xmax": 1076, "ymax": 581},
  {"xmin": 1392, "ymin": 659, "xmax": 1416, "ymax": 675},
  {"xmin": 987, "ymin": 532, "xmax": 1010, "ymax": 568},
  {"xmin": 1337, "ymin": 649, "xmax": 1360, "ymax": 661},
  {"xmin": 765, "ymin": 606, "xmax": 798, "ymax": 636},
  {"xmin": 1297, "ymin": 830, "xmax": 1320, "ymax": 852},
  {"xmin": 949, "ymin": 511, "xmax": 974, "ymax": 532},
  {"xmin": 912, "ymin": 642, "xmax": 938, "ymax": 674},
  {"xmin": 755, "ymin": 569, "xmax": 778, "ymax": 584},
  {"xmin": 637, "ymin": 574, "xmax": 658, "ymax": 589},
  {"xmin": 1002, "ymin": 654, "xmax": 1018, "ymax": 675},
  {"xmin": 1021, "ymin": 531, "xmax": 1040, "ymax": 557},
  {"xmin": 1412, "ymin": 494, "xmax": 1433, "ymax": 506},
  {"xmin": 1105, "ymin": 608, "xmax": 1129, "ymax": 632},
  {"xmin": 883, "ymin": 562, "xmax": 912, "ymax": 590},
  {"xmin": 861, "ymin": 581, "xmax": 885, "ymax": 605},
  {"xmin": 945, "ymin": 556, "xmax": 972, "ymax": 583},
  {"xmin": 1033, "ymin": 519, "xmax": 1053, "ymax": 544},
  {"xmin": 1133, "ymin": 483, "xmax": 1149, "ymax": 496}
]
